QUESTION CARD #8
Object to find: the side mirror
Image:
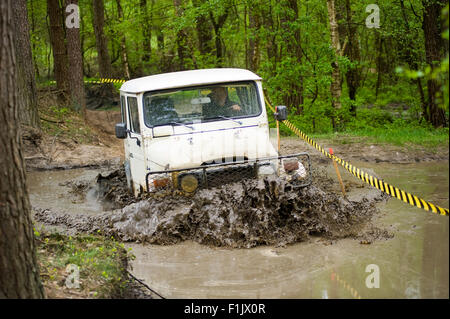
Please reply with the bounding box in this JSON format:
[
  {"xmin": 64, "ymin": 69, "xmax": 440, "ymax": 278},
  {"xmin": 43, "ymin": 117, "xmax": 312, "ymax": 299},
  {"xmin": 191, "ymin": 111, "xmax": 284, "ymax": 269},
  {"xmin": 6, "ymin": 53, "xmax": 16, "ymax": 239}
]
[
  {"xmin": 274, "ymin": 105, "xmax": 287, "ymax": 121},
  {"xmin": 115, "ymin": 122, "xmax": 127, "ymax": 139}
]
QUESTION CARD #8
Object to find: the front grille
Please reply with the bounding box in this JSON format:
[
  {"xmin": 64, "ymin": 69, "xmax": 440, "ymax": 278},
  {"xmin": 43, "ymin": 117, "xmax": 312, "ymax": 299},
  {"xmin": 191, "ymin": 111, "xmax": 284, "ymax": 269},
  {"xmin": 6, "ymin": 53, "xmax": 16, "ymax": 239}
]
[{"xmin": 145, "ymin": 153, "xmax": 311, "ymax": 194}]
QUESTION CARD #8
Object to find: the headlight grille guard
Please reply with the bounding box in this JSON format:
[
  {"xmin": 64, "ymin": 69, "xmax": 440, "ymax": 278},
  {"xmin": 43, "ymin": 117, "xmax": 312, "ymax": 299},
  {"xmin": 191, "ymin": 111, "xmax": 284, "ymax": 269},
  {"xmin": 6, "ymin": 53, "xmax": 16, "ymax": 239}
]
[{"xmin": 145, "ymin": 152, "xmax": 312, "ymax": 193}]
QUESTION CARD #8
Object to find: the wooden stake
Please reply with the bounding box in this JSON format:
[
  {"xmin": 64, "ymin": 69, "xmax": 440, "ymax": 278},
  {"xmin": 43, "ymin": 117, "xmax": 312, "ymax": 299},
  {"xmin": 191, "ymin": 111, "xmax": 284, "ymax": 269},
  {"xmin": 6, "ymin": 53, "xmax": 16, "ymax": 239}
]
[
  {"xmin": 329, "ymin": 148, "xmax": 346, "ymax": 197},
  {"xmin": 276, "ymin": 119, "xmax": 280, "ymax": 153},
  {"xmin": 276, "ymin": 106, "xmax": 281, "ymax": 154}
]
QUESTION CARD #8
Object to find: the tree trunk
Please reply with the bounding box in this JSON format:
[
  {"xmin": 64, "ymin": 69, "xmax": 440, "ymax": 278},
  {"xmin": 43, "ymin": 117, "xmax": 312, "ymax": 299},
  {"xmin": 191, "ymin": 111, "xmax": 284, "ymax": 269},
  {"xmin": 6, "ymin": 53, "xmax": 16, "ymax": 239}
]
[
  {"xmin": 261, "ymin": 4, "xmax": 277, "ymax": 75},
  {"xmin": 0, "ymin": 0, "xmax": 45, "ymax": 299},
  {"xmin": 173, "ymin": 0, "xmax": 186, "ymax": 70},
  {"xmin": 155, "ymin": 26, "xmax": 166, "ymax": 71},
  {"xmin": 92, "ymin": 0, "xmax": 112, "ymax": 78},
  {"xmin": 80, "ymin": 8, "xmax": 89, "ymax": 77},
  {"xmin": 65, "ymin": 0, "xmax": 86, "ymax": 118},
  {"xmin": 375, "ymin": 31, "xmax": 383, "ymax": 99},
  {"xmin": 422, "ymin": 0, "xmax": 447, "ymax": 127},
  {"xmin": 47, "ymin": 0, "xmax": 69, "ymax": 103},
  {"xmin": 116, "ymin": 0, "xmax": 131, "ymax": 79},
  {"xmin": 12, "ymin": 0, "xmax": 40, "ymax": 129},
  {"xmin": 209, "ymin": 5, "xmax": 229, "ymax": 66},
  {"xmin": 344, "ymin": 0, "xmax": 360, "ymax": 115},
  {"xmin": 29, "ymin": 0, "xmax": 40, "ymax": 79},
  {"xmin": 173, "ymin": 0, "xmax": 188, "ymax": 70},
  {"xmin": 193, "ymin": 0, "xmax": 214, "ymax": 56},
  {"xmin": 399, "ymin": 0, "xmax": 429, "ymax": 121},
  {"xmin": 156, "ymin": 27, "xmax": 164, "ymax": 51},
  {"xmin": 327, "ymin": 0, "xmax": 342, "ymax": 125},
  {"xmin": 244, "ymin": 6, "xmax": 248, "ymax": 69},
  {"xmin": 140, "ymin": 0, "xmax": 152, "ymax": 63},
  {"xmin": 283, "ymin": 0, "xmax": 304, "ymax": 115},
  {"xmin": 247, "ymin": 2, "xmax": 261, "ymax": 72}
]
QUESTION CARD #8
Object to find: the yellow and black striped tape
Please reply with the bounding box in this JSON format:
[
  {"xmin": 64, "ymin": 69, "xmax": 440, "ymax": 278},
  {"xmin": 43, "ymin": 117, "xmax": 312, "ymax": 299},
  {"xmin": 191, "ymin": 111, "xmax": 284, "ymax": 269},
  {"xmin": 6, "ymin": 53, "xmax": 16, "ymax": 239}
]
[
  {"xmin": 49, "ymin": 78, "xmax": 126, "ymax": 85},
  {"xmin": 99, "ymin": 78, "xmax": 126, "ymax": 84},
  {"xmin": 264, "ymin": 95, "xmax": 449, "ymax": 216}
]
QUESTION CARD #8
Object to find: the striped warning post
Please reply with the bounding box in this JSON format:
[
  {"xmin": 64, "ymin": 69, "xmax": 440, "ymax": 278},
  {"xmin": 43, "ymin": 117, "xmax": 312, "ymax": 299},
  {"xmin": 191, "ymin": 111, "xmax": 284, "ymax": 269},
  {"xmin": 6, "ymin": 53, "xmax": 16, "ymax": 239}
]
[{"xmin": 264, "ymin": 95, "xmax": 449, "ymax": 216}]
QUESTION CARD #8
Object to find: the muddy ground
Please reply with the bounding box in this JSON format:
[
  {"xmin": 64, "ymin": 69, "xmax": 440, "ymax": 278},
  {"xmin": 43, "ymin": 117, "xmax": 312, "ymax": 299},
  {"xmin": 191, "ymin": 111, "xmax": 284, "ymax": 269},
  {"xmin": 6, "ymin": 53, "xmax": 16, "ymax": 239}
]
[
  {"xmin": 23, "ymin": 88, "xmax": 123, "ymax": 171},
  {"xmin": 281, "ymin": 136, "xmax": 449, "ymax": 164},
  {"xmin": 22, "ymin": 119, "xmax": 123, "ymax": 171}
]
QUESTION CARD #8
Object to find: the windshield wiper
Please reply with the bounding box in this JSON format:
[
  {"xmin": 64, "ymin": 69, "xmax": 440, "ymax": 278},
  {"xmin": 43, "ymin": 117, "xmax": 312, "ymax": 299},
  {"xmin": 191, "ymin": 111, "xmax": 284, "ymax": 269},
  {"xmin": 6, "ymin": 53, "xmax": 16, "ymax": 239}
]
[
  {"xmin": 166, "ymin": 121, "xmax": 195, "ymax": 130},
  {"xmin": 204, "ymin": 115, "xmax": 242, "ymax": 125}
]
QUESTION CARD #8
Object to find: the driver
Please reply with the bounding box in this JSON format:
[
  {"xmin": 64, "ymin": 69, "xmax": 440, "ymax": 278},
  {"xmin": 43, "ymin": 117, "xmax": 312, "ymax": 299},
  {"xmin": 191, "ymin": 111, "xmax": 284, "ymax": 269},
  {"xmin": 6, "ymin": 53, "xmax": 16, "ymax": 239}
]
[{"xmin": 203, "ymin": 86, "xmax": 242, "ymax": 118}]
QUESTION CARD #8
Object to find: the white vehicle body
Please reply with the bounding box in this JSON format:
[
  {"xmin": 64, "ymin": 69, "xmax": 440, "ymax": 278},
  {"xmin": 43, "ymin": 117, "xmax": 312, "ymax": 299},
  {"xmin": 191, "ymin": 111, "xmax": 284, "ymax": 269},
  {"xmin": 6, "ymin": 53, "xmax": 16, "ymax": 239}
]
[{"xmin": 118, "ymin": 68, "xmax": 283, "ymax": 196}]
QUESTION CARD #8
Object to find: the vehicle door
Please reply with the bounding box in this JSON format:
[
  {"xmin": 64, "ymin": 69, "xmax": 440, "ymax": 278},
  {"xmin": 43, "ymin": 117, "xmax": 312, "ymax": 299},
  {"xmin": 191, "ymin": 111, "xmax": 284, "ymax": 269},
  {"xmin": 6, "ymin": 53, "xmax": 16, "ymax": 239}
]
[
  {"xmin": 119, "ymin": 95, "xmax": 132, "ymax": 190},
  {"xmin": 125, "ymin": 94, "xmax": 146, "ymax": 194}
]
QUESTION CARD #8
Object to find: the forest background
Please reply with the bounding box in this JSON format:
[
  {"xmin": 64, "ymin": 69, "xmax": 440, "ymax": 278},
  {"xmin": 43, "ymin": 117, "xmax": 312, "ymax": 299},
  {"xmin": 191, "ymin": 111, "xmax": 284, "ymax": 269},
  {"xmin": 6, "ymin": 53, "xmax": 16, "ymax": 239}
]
[{"xmin": 19, "ymin": 0, "xmax": 450, "ymax": 146}]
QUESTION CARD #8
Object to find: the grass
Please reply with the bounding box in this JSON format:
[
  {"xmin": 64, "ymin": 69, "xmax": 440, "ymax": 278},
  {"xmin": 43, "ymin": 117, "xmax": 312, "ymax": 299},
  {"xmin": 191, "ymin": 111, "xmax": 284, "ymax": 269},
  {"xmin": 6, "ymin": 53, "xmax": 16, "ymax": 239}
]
[
  {"xmin": 35, "ymin": 230, "xmax": 135, "ymax": 298},
  {"xmin": 270, "ymin": 105, "xmax": 449, "ymax": 149},
  {"xmin": 345, "ymin": 126, "xmax": 448, "ymax": 147},
  {"xmin": 309, "ymin": 125, "xmax": 449, "ymax": 149}
]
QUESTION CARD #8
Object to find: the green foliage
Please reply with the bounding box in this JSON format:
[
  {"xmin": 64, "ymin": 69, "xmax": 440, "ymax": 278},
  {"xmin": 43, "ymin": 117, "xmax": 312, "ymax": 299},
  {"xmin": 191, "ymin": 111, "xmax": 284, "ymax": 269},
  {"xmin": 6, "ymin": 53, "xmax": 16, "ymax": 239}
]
[
  {"xmin": 395, "ymin": 4, "xmax": 449, "ymax": 113},
  {"xmin": 267, "ymin": 89, "xmax": 448, "ymax": 148},
  {"xmin": 337, "ymin": 121, "xmax": 449, "ymax": 147},
  {"xmin": 29, "ymin": 0, "xmax": 448, "ymax": 136}
]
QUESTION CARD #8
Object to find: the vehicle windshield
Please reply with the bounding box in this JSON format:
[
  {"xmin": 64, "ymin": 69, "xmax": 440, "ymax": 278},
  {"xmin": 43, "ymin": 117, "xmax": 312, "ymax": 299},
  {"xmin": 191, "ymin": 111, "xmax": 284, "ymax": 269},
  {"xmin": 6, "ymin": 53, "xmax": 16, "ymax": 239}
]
[{"xmin": 143, "ymin": 81, "xmax": 261, "ymax": 127}]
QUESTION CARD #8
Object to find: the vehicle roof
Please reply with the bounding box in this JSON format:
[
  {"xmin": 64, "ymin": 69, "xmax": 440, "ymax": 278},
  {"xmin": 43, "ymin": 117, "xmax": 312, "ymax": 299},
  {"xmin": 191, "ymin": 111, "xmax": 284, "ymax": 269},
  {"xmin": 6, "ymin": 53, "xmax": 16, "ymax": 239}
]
[{"xmin": 120, "ymin": 68, "xmax": 262, "ymax": 93}]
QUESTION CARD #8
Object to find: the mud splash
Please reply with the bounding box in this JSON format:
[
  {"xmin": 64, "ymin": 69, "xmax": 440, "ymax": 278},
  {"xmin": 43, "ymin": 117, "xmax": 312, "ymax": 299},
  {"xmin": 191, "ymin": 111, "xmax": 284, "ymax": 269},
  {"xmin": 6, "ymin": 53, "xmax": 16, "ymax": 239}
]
[
  {"xmin": 34, "ymin": 172, "xmax": 387, "ymax": 248},
  {"xmin": 59, "ymin": 168, "xmax": 137, "ymax": 211},
  {"xmin": 93, "ymin": 169, "xmax": 137, "ymax": 210}
]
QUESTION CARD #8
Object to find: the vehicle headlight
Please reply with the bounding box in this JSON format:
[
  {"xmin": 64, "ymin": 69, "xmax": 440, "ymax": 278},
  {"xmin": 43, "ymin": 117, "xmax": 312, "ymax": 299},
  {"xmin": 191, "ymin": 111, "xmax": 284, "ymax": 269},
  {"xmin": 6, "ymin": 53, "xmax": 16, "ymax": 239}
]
[{"xmin": 179, "ymin": 174, "xmax": 199, "ymax": 192}]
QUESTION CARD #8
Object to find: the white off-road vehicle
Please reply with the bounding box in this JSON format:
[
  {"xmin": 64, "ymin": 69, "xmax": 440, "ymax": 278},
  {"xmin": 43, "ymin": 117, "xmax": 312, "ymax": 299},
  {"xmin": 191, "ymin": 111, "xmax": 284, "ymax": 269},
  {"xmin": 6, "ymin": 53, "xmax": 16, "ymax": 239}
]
[{"xmin": 115, "ymin": 68, "xmax": 310, "ymax": 196}]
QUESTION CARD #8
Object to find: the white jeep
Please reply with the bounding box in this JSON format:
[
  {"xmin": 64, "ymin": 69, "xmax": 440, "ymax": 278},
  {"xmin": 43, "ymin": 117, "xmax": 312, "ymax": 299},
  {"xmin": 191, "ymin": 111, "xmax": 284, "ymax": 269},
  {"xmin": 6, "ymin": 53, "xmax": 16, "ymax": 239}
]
[{"xmin": 115, "ymin": 68, "xmax": 309, "ymax": 196}]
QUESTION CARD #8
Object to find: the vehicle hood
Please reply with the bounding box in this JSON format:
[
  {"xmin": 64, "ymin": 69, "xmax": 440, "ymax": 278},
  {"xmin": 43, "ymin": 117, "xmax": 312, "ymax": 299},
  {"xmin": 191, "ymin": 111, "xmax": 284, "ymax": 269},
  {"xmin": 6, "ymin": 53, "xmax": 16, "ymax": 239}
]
[{"xmin": 144, "ymin": 124, "xmax": 277, "ymax": 170}]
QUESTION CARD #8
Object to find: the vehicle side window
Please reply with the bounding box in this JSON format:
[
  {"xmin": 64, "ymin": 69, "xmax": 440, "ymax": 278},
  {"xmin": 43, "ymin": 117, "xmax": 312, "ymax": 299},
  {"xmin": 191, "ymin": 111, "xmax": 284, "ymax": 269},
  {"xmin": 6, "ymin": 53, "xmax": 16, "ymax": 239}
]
[
  {"xmin": 120, "ymin": 95, "xmax": 126, "ymax": 124},
  {"xmin": 127, "ymin": 96, "xmax": 141, "ymax": 134}
]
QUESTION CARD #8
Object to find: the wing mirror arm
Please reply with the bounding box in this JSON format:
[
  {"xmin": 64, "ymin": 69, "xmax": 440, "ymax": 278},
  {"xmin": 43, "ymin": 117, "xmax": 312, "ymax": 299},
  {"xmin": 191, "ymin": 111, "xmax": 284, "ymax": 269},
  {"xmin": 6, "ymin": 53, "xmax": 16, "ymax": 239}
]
[{"xmin": 115, "ymin": 123, "xmax": 141, "ymax": 146}]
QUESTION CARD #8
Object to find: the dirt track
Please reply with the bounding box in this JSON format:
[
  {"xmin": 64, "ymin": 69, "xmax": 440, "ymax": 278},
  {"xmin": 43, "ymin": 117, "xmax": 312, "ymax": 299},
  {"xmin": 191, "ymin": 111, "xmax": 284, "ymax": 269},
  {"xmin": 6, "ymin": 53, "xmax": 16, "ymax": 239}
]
[
  {"xmin": 22, "ymin": 110, "xmax": 124, "ymax": 171},
  {"xmin": 281, "ymin": 137, "xmax": 449, "ymax": 164}
]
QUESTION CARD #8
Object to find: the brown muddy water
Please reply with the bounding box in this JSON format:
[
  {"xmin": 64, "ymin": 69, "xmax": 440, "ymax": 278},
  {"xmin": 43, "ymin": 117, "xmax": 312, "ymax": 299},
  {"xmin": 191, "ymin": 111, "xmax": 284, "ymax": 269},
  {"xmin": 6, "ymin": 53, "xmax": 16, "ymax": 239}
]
[
  {"xmin": 28, "ymin": 161, "xmax": 449, "ymax": 298},
  {"xmin": 28, "ymin": 168, "xmax": 103, "ymax": 215}
]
